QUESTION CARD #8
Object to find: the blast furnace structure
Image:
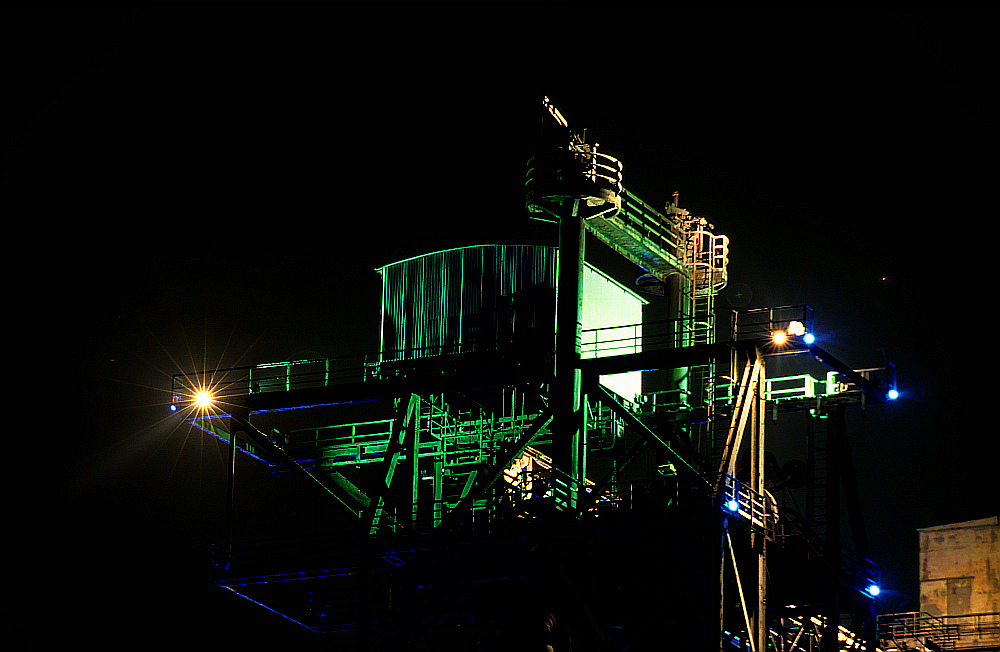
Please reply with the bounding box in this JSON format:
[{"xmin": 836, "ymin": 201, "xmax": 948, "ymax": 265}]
[{"xmin": 170, "ymin": 97, "xmax": 899, "ymax": 651}]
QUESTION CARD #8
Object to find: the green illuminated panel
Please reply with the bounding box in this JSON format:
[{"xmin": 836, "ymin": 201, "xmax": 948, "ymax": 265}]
[
  {"xmin": 376, "ymin": 245, "xmax": 557, "ymax": 361},
  {"xmin": 581, "ymin": 263, "xmax": 647, "ymax": 403},
  {"xmin": 377, "ymin": 244, "xmax": 649, "ymax": 402}
]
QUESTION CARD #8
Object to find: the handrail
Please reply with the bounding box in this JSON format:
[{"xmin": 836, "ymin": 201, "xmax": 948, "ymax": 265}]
[
  {"xmin": 732, "ymin": 305, "xmax": 814, "ymax": 340},
  {"xmin": 170, "ymin": 317, "xmax": 727, "ymax": 408},
  {"xmin": 170, "ymin": 336, "xmax": 885, "ymax": 414},
  {"xmin": 878, "ymin": 611, "xmax": 954, "ymax": 648},
  {"xmin": 719, "ymin": 473, "xmax": 777, "ymax": 541},
  {"xmin": 879, "ymin": 612, "xmax": 1000, "ymax": 649}
]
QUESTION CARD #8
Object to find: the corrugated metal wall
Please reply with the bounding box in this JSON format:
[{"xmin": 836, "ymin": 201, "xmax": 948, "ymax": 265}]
[
  {"xmin": 377, "ymin": 245, "xmax": 558, "ymax": 361},
  {"xmin": 377, "ymin": 244, "xmax": 647, "ymax": 402}
]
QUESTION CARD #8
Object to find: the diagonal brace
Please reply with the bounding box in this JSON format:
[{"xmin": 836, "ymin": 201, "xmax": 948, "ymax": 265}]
[
  {"xmin": 365, "ymin": 394, "xmax": 418, "ymax": 534},
  {"xmin": 727, "ymin": 528, "xmax": 757, "ymax": 652},
  {"xmin": 589, "ymin": 382, "xmax": 706, "ymax": 483},
  {"xmin": 437, "ymin": 408, "xmax": 553, "ymax": 528},
  {"xmin": 228, "ymin": 414, "xmax": 371, "ymax": 518},
  {"xmin": 717, "ymin": 354, "xmax": 762, "ymax": 485}
]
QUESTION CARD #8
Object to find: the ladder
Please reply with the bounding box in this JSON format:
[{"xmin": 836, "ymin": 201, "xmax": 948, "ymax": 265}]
[
  {"xmin": 676, "ymin": 197, "xmax": 729, "ymax": 460},
  {"xmin": 806, "ymin": 412, "xmax": 828, "ymax": 551}
]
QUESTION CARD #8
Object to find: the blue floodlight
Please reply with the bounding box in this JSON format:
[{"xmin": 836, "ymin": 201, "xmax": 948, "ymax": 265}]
[
  {"xmin": 170, "ymin": 404, "xmax": 178, "ymax": 412},
  {"xmin": 727, "ymin": 499, "xmax": 740, "ymax": 512},
  {"xmin": 803, "ymin": 333, "xmax": 815, "ymax": 345},
  {"xmin": 887, "ymin": 389, "xmax": 899, "ymax": 400},
  {"xmin": 866, "ymin": 584, "xmax": 880, "ymax": 597}
]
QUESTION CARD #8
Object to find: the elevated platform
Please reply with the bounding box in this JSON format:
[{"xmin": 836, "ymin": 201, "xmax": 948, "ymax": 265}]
[
  {"xmin": 879, "ymin": 612, "xmax": 1000, "ymax": 651},
  {"xmin": 584, "ymin": 188, "xmax": 687, "ymax": 279},
  {"xmin": 171, "ymin": 317, "xmax": 894, "ymax": 650}
]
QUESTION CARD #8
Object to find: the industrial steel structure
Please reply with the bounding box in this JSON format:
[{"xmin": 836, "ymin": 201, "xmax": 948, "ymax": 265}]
[{"xmin": 170, "ymin": 97, "xmax": 901, "ymax": 650}]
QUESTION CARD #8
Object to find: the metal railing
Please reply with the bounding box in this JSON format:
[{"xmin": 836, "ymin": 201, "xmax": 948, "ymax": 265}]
[
  {"xmin": 170, "ymin": 316, "xmax": 726, "ymax": 410},
  {"xmin": 719, "ymin": 473, "xmax": 778, "ymax": 541},
  {"xmin": 170, "ymin": 353, "xmax": 378, "ymax": 410},
  {"xmin": 947, "ymin": 613, "xmax": 1000, "ymax": 648},
  {"xmin": 879, "ymin": 612, "xmax": 955, "ymax": 649},
  {"xmin": 580, "ymin": 316, "xmax": 715, "ymax": 357},
  {"xmin": 616, "ymin": 188, "xmax": 686, "ymax": 260},
  {"xmin": 879, "ymin": 612, "xmax": 1000, "ymax": 650},
  {"xmin": 170, "ymin": 330, "xmax": 890, "ymax": 421},
  {"xmin": 732, "ymin": 305, "xmax": 814, "ymax": 341},
  {"xmin": 525, "ymin": 145, "xmax": 622, "ymax": 220}
]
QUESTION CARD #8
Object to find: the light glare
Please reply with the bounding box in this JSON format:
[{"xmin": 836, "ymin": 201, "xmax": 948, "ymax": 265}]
[
  {"xmin": 803, "ymin": 333, "xmax": 815, "ymax": 344},
  {"xmin": 772, "ymin": 331, "xmax": 787, "ymax": 344},
  {"xmin": 196, "ymin": 391, "xmax": 214, "ymax": 408},
  {"xmin": 887, "ymin": 389, "xmax": 899, "ymax": 400},
  {"xmin": 867, "ymin": 584, "xmax": 880, "ymax": 596}
]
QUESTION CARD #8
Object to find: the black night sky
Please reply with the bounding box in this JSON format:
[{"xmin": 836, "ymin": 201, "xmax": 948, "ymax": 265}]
[{"xmin": 7, "ymin": 7, "xmax": 995, "ymax": 649}]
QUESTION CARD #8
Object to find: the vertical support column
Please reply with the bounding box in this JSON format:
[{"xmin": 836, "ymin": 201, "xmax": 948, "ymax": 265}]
[
  {"xmin": 718, "ymin": 516, "xmax": 727, "ymax": 652},
  {"xmin": 409, "ymin": 400, "xmax": 420, "ymax": 528},
  {"xmin": 836, "ymin": 405, "xmax": 878, "ymax": 650},
  {"xmin": 669, "ymin": 271, "xmax": 691, "ymax": 415},
  {"xmin": 224, "ymin": 421, "xmax": 238, "ymax": 569},
  {"xmin": 432, "ymin": 458, "xmax": 444, "ymax": 528},
  {"xmin": 554, "ymin": 201, "xmax": 585, "ymax": 510},
  {"xmin": 225, "ymin": 405, "xmax": 250, "ymax": 570},
  {"xmin": 750, "ymin": 350, "xmax": 767, "ymax": 652},
  {"xmin": 579, "ymin": 387, "xmax": 588, "ymax": 507},
  {"xmin": 837, "ymin": 408, "xmax": 869, "ymax": 558},
  {"xmin": 822, "ymin": 404, "xmax": 844, "ymax": 652}
]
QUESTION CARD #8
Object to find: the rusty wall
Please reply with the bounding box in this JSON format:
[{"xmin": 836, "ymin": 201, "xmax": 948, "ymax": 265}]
[{"xmin": 919, "ymin": 516, "xmax": 1000, "ymax": 617}]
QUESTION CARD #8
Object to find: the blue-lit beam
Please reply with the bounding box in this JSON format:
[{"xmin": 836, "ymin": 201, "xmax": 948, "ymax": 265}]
[
  {"xmin": 807, "ymin": 343, "xmax": 895, "ymax": 403},
  {"xmin": 217, "ymin": 567, "xmax": 359, "ymax": 587},
  {"xmin": 219, "ymin": 585, "xmax": 315, "ymax": 631},
  {"xmin": 228, "ymin": 413, "xmax": 371, "ymax": 519}
]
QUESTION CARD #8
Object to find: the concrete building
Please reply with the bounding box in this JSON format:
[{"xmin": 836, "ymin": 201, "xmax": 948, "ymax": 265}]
[
  {"xmin": 920, "ymin": 517, "xmax": 1000, "ymax": 618},
  {"xmin": 882, "ymin": 517, "xmax": 999, "ymax": 650}
]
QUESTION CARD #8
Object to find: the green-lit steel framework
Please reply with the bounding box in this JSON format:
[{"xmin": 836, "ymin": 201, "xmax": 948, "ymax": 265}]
[{"xmin": 168, "ymin": 97, "xmax": 898, "ymax": 651}]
